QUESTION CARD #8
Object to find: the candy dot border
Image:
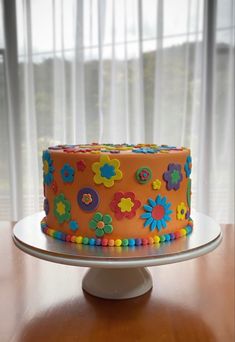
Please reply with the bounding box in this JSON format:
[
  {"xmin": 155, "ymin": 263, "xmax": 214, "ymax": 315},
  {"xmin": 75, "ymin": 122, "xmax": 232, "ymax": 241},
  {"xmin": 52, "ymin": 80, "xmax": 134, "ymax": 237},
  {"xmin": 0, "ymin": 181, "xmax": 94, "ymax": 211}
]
[{"xmin": 41, "ymin": 218, "xmax": 193, "ymax": 247}]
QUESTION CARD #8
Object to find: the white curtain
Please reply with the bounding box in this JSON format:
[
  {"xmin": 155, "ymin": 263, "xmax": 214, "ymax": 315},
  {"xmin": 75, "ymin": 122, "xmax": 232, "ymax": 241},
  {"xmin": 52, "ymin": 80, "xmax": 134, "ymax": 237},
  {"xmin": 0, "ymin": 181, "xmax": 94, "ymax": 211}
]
[{"xmin": 0, "ymin": 0, "xmax": 234, "ymax": 223}]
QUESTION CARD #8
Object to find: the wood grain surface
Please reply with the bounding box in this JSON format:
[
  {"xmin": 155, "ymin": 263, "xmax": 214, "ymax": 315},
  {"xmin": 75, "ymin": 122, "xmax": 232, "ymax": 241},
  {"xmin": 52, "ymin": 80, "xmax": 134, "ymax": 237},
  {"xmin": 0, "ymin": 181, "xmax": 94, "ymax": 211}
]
[{"xmin": 0, "ymin": 222, "xmax": 234, "ymax": 342}]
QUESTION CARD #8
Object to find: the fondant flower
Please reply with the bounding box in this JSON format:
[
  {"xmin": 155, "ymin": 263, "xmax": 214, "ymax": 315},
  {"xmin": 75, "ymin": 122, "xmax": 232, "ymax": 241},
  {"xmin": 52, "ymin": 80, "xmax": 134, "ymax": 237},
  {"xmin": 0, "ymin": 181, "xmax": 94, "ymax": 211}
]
[
  {"xmin": 92, "ymin": 155, "xmax": 122, "ymax": 188},
  {"xmin": 136, "ymin": 167, "xmax": 152, "ymax": 184},
  {"xmin": 110, "ymin": 192, "xmax": 141, "ymax": 220},
  {"xmin": 140, "ymin": 195, "xmax": 172, "ymax": 231},
  {"xmin": 51, "ymin": 180, "xmax": 58, "ymax": 194},
  {"xmin": 61, "ymin": 163, "xmax": 74, "ymax": 183},
  {"xmin": 110, "ymin": 150, "xmax": 120, "ymax": 154},
  {"xmin": 42, "ymin": 150, "xmax": 54, "ymax": 186},
  {"xmin": 69, "ymin": 220, "xmax": 79, "ymax": 231},
  {"xmin": 163, "ymin": 163, "xmax": 183, "ymax": 190},
  {"xmin": 187, "ymin": 178, "xmax": 191, "ymax": 208},
  {"xmin": 177, "ymin": 202, "xmax": 187, "ymax": 220},
  {"xmin": 152, "ymin": 179, "xmax": 161, "ymax": 190},
  {"xmin": 54, "ymin": 193, "xmax": 71, "ymax": 224},
  {"xmin": 184, "ymin": 156, "xmax": 192, "ymax": 178},
  {"xmin": 76, "ymin": 160, "xmax": 86, "ymax": 171},
  {"xmin": 89, "ymin": 212, "xmax": 113, "ymax": 237},
  {"xmin": 132, "ymin": 147, "xmax": 159, "ymax": 154},
  {"xmin": 82, "ymin": 193, "xmax": 93, "ymax": 205},
  {"xmin": 43, "ymin": 198, "xmax": 49, "ymax": 215},
  {"xmin": 77, "ymin": 187, "xmax": 99, "ymax": 211}
]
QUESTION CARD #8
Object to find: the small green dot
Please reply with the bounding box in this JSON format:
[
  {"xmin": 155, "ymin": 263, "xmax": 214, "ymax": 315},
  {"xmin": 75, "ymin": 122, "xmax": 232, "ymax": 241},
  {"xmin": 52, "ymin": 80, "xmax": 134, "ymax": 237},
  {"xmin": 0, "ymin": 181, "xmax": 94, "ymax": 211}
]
[
  {"xmin": 122, "ymin": 239, "xmax": 129, "ymax": 246},
  {"xmin": 83, "ymin": 237, "xmax": 89, "ymax": 245}
]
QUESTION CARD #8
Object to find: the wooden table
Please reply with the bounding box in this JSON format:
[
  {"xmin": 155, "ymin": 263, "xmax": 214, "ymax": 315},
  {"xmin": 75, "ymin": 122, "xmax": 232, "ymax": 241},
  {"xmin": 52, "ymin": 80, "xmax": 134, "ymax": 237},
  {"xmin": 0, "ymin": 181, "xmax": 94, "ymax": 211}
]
[{"xmin": 0, "ymin": 223, "xmax": 234, "ymax": 342}]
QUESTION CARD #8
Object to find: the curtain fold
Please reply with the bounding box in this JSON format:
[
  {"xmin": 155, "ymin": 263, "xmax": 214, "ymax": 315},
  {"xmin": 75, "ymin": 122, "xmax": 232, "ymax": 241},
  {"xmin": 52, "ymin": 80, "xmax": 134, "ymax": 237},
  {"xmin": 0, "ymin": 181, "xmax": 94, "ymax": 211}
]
[
  {"xmin": 22, "ymin": 0, "xmax": 40, "ymax": 214},
  {"xmin": 73, "ymin": 0, "xmax": 87, "ymax": 143},
  {"xmin": 1, "ymin": 0, "xmax": 234, "ymax": 223}
]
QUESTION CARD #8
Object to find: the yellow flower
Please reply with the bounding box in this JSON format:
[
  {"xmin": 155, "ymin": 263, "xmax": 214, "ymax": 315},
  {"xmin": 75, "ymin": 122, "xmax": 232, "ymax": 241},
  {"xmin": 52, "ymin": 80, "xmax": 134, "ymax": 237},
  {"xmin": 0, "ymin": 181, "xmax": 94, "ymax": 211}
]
[
  {"xmin": 92, "ymin": 155, "xmax": 123, "ymax": 188},
  {"xmin": 177, "ymin": 202, "xmax": 187, "ymax": 220},
  {"xmin": 152, "ymin": 179, "xmax": 161, "ymax": 190},
  {"xmin": 43, "ymin": 160, "xmax": 49, "ymax": 174}
]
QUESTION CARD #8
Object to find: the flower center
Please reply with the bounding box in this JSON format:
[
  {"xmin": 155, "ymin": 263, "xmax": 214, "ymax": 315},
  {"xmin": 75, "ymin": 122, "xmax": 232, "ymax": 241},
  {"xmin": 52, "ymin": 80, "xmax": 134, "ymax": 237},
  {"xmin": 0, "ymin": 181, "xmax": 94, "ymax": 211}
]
[
  {"xmin": 82, "ymin": 193, "xmax": 92, "ymax": 205},
  {"xmin": 97, "ymin": 221, "xmax": 105, "ymax": 229},
  {"xmin": 100, "ymin": 163, "xmax": 116, "ymax": 179},
  {"xmin": 152, "ymin": 205, "xmax": 165, "ymax": 220},
  {"xmin": 57, "ymin": 202, "xmax": 65, "ymax": 215},
  {"xmin": 140, "ymin": 170, "xmax": 149, "ymax": 180},
  {"xmin": 43, "ymin": 160, "xmax": 49, "ymax": 174},
  {"xmin": 171, "ymin": 170, "xmax": 180, "ymax": 184},
  {"xmin": 118, "ymin": 198, "xmax": 134, "ymax": 212}
]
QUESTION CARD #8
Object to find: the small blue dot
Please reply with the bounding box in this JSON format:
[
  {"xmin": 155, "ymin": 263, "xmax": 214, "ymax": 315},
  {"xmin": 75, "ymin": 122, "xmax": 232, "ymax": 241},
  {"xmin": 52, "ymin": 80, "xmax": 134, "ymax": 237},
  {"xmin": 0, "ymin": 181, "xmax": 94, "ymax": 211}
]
[
  {"xmin": 89, "ymin": 238, "xmax": 96, "ymax": 246},
  {"xmin": 165, "ymin": 234, "xmax": 171, "ymax": 241},
  {"xmin": 129, "ymin": 239, "xmax": 135, "ymax": 247}
]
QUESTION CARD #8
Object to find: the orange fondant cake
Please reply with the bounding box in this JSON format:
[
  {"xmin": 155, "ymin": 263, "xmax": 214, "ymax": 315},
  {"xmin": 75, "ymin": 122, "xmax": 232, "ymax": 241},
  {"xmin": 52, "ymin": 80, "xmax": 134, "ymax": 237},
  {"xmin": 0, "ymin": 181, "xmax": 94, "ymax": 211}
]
[{"xmin": 41, "ymin": 143, "xmax": 193, "ymax": 246}]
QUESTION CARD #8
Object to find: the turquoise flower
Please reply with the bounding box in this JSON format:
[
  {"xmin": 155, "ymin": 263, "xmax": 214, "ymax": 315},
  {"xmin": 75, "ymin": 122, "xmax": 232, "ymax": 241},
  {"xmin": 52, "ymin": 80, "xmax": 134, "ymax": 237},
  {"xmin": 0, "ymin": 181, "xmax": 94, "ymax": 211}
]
[
  {"xmin": 42, "ymin": 150, "xmax": 54, "ymax": 185},
  {"xmin": 69, "ymin": 220, "xmax": 79, "ymax": 232},
  {"xmin": 184, "ymin": 156, "xmax": 192, "ymax": 178},
  {"xmin": 140, "ymin": 195, "xmax": 172, "ymax": 231},
  {"xmin": 61, "ymin": 164, "xmax": 74, "ymax": 183},
  {"xmin": 132, "ymin": 147, "xmax": 159, "ymax": 154}
]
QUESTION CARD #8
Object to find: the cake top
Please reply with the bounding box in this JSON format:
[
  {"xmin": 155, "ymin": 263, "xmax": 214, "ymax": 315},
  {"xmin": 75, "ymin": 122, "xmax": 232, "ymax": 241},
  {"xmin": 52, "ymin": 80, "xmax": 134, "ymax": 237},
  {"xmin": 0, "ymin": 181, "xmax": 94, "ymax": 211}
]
[{"xmin": 47, "ymin": 143, "xmax": 189, "ymax": 155}]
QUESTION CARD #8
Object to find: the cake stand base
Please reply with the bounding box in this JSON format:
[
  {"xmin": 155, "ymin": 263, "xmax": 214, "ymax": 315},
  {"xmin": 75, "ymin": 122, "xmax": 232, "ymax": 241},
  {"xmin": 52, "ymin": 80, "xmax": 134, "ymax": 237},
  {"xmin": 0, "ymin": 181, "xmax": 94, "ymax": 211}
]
[
  {"xmin": 82, "ymin": 267, "xmax": 152, "ymax": 299},
  {"xmin": 13, "ymin": 210, "xmax": 222, "ymax": 300}
]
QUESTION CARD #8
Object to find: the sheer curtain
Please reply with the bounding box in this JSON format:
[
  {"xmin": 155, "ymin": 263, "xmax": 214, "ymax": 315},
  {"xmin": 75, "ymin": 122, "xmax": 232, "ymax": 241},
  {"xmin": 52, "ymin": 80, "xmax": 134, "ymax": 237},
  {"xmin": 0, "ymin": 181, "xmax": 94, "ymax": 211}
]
[{"xmin": 0, "ymin": 0, "xmax": 234, "ymax": 223}]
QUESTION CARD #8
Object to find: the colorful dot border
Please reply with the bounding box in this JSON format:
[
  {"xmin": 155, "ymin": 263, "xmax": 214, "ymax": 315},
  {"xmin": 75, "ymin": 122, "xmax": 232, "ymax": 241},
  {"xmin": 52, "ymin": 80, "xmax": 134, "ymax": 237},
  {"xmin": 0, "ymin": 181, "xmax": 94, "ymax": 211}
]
[{"xmin": 41, "ymin": 218, "xmax": 193, "ymax": 247}]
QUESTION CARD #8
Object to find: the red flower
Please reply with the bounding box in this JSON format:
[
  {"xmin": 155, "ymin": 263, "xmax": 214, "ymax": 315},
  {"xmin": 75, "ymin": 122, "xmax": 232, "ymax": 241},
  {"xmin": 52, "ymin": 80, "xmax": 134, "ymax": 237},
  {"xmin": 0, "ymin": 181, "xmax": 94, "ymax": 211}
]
[
  {"xmin": 110, "ymin": 192, "xmax": 141, "ymax": 220},
  {"xmin": 76, "ymin": 149, "xmax": 92, "ymax": 153},
  {"xmin": 51, "ymin": 180, "xmax": 58, "ymax": 194},
  {"xmin": 139, "ymin": 169, "xmax": 150, "ymax": 180},
  {"xmin": 76, "ymin": 160, "xmax": 86, "ymax": 171}
]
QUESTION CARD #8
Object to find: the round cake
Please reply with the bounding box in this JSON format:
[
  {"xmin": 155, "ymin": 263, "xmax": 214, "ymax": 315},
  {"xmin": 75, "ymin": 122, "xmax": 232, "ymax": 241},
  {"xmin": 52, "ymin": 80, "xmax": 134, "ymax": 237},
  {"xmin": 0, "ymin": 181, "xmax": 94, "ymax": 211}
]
[{"xmin": 41, "ymin": 143, "xmax": 193, "ymax": 247}]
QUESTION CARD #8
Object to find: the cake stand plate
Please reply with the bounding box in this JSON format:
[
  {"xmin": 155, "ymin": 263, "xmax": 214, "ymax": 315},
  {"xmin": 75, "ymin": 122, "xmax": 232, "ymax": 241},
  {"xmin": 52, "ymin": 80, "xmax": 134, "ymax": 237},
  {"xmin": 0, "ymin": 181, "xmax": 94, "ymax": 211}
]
[{"xmin": 13, "ymin": 210, "xmax": 222, "ymax": 299}]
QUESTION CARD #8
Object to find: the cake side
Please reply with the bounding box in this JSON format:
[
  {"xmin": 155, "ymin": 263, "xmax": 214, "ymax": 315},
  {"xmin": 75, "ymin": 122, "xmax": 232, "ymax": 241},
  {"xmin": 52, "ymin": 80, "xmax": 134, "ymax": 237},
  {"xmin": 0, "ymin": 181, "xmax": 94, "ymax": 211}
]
[{"xmin": 41, "ymin": 144, "xmax": 193, "ymax": 246}]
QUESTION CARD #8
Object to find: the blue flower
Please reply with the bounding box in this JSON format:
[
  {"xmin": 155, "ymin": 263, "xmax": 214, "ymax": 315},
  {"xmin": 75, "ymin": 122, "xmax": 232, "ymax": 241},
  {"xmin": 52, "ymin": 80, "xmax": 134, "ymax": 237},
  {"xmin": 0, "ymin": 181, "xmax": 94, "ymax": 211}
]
[
  {"xmin": 184, "ymin": 156, "xmax": 192, "ymax": 178},
  {"xmin": 132, "ymin": 147, "xmax": 159, "ymax": 154},
  {"xmin": 140, "ymin": 195, "xmax": 172, "ymax": 231},
  {"xmin": 42, "ymin": 150, "xmax": 54, "ymax": 185},
  {"xmin": 69, "ymin": 220, "xmax": 79, "ymax": 231},
  {"xmin": 100, "ymin": 163, "xmax": 115, "ymax": 179},
  {"xmin": 61, "ymin": 164, "xmax": 75, "ymax": 183}
]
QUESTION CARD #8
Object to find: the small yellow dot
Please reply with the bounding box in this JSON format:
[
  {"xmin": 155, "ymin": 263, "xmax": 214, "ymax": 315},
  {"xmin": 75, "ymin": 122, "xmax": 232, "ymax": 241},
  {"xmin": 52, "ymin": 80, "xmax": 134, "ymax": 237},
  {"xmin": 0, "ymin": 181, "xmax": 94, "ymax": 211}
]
[
  {"xmin": 115, "ymin": 239, "xmax": 122, "ymax": 247},
  {"xmin": 75, "ymin": 236, "xmax": 83, "ymax": 244},
  {"xmin": 154, "ymin": 236, "xmax": 160, "ymax": 244}
]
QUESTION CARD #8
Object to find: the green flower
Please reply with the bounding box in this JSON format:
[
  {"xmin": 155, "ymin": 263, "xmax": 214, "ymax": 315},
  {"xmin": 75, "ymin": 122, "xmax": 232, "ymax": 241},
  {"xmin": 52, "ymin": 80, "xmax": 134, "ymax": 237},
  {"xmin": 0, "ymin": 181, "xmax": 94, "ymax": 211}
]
[
  {"xmin": 187, "ymin": 178, "xmax": 191, "ymax": 208},
  {"xmin": 89, "ymin": 212, "xmax": 113, "ymax": 237},
  {"xmin": 54, "ymin": 193, "xmax": 71, "ymax": 224}
]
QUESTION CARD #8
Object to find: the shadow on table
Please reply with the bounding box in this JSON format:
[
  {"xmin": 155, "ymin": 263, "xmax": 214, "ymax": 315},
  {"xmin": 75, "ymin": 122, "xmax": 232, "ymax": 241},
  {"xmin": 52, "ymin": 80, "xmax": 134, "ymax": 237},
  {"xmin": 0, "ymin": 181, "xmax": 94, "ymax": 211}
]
[{"xmin": 18, "ymin": 290, "xmax": 215, "ymax": 342}]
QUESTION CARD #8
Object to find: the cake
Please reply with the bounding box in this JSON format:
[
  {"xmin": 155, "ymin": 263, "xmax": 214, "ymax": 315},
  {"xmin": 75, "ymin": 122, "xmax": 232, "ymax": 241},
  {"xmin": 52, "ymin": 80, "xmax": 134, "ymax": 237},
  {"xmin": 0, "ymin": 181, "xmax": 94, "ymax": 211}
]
[{"xmin": 41, "ymin": 143, "xmax": 193, "ymax": 247}]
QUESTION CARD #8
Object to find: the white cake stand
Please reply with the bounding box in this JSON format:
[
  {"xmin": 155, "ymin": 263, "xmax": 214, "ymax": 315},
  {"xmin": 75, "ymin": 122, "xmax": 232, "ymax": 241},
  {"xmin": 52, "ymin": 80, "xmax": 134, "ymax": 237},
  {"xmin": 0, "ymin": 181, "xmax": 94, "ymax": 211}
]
[{"xmin": 13, "ymin": 210, "xmax": 222, "ymax": 299}]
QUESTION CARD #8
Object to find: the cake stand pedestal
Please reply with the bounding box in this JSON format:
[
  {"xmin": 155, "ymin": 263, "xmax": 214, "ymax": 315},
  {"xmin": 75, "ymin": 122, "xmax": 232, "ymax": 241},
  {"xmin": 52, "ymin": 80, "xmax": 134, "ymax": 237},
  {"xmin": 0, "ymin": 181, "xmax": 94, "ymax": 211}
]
[{"xmin": 13, "ymin": 210, "xmax": 222, "ymax": 299}]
